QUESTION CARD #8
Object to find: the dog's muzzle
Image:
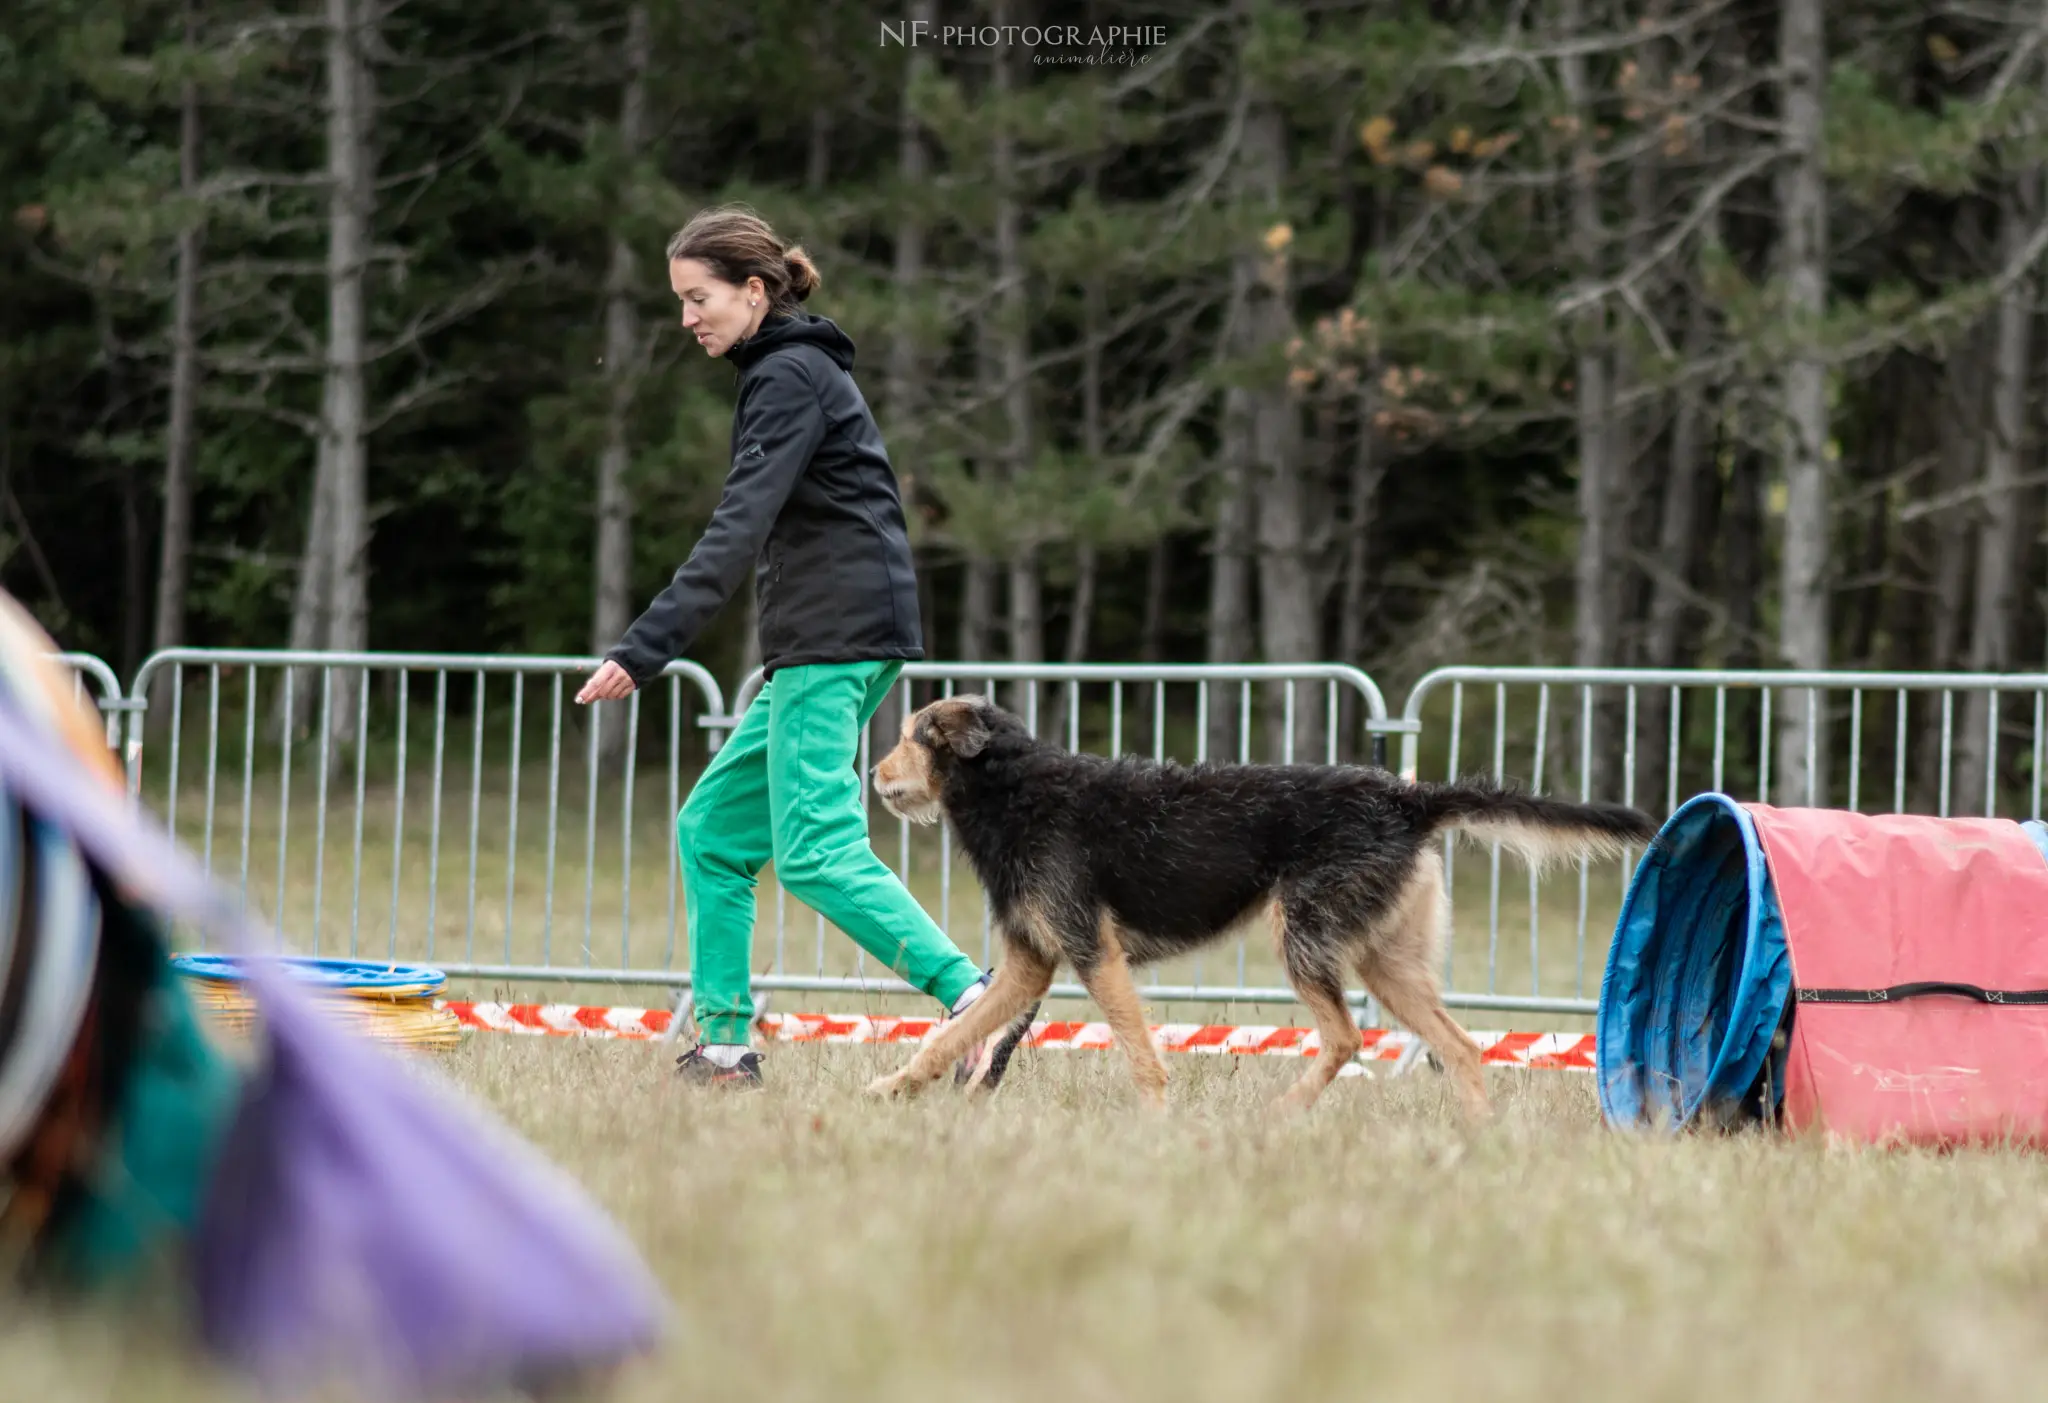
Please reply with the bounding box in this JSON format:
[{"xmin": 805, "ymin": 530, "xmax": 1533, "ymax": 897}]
[{"xmin": 876, "ymin": 787, "xmax": 942, "ymax": 825}]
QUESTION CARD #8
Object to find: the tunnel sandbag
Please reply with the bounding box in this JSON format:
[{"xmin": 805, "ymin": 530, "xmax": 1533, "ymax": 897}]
[
  {"xmin": 1749, "ymin": 805, "xmax": 2048, "ymax": 1147},
  {"xmin": 1597, "ymin": 794, "xmax": 1792, "ymax": 1132}
]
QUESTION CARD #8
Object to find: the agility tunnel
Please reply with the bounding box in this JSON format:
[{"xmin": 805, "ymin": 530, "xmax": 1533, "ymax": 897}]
[{"xmin": 1598, "ymin": 793, "xmax": 2048, "ymax": 1146}]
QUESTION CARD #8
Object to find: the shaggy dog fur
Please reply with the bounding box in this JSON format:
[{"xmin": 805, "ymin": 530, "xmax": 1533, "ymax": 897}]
[{"xmin": 867, "ymin": 695, "xmax": 1658, "ymax": 1117}]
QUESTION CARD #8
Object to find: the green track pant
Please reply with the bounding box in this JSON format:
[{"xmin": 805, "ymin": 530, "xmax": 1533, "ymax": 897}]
[{"xmin": 677, "ymin": 660, "xmax": 982, "ymax": 1046}]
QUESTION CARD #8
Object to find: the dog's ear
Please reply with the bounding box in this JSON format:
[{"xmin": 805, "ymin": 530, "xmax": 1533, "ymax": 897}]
[{"xmin": 924, "ymin": 697, "xmax": 992, "ymax": 759}]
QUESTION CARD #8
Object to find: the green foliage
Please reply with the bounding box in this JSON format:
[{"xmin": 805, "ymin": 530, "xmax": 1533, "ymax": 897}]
[
  {"xmin": 5, "ymin": 0, "xmax": 2048, "ymax": 686},
  {"xmin": 1826, "ymin": 63, "xmax": 1991, "ymax": 201}
]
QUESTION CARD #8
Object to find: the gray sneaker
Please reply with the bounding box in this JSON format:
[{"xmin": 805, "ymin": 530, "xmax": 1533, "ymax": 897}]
[
  {"xmin": 946, "ymin": 973, "xmax": 1039, "ymax": 1090},
  {"xmin": 675, "ymin": 1043, "xmax": 765, "ymax": 1089}
]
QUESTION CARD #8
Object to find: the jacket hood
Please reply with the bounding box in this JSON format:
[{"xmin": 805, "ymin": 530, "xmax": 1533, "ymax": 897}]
[{"xmin": 726, "ymin": 311, "xmax": 856, "ymax": 373}]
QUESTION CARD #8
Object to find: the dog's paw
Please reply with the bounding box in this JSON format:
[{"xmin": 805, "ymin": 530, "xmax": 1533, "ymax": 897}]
[
  {"xmin": 864, "ymin": 1071, "xmax": 909, "ymax": 1099},
  {"xmin": 1268, "ymin": 1086, "xmax": 1320, "ymax": 1119}
]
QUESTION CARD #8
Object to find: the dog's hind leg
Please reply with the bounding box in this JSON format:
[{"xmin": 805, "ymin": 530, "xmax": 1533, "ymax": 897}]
[
  {"xmin": 1075, "ymin": 919, "xmax": 1170, "ymax": 1109},
  {"xmin": 864, "ymin": 943, "xmax": 1054, "ymax": 1099},
  {"xmin": 1273, "ymin": 902, "xmax": 1364, "ymax": 1112},
  {"xmin": 1355, "ymin": 855, "xmax": 1489, "ymax": 1121}
]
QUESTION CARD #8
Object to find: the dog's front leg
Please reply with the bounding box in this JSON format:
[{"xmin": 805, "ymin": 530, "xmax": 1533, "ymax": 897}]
[
  {"xmin": 1075, "ymin": 924, "xmax": 1169, "ymax": 1109},
  {"xmin": 864, "ymin": 947, "xmax": 1052, "ymax": 1099}
]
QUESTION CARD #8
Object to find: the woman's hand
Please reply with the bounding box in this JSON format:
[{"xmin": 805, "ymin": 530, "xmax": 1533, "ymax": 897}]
[{"xmin": 576, "ymin": 660, "xmax": 637, "ymax": 705}]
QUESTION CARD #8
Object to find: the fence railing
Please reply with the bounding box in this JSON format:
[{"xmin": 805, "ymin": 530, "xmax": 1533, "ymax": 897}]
[
  {"xmin": 1396, "ymin": 667, "xmax": 2048, "ymax": 1015},
  {"xmin": 38, "ymin": 648, "xmax": 2048, "ymax": 1025},
  {"xmin": 52, "ymin": 652, "xmax": 127, "ymax": 750},
  {"xmin": 121, "ymin": 649, "xmax": 727, "ymax": 991}
]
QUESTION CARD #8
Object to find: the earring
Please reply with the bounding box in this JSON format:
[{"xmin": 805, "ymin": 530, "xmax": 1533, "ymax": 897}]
[{"xmin": 751, "ymin": 299, "xmax": 758, "ymax": 306}]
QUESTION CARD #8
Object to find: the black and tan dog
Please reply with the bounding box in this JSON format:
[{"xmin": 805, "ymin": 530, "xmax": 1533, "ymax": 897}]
[{"xmin": 867, "ymin": 695, "xmax": 1657, "ymax": 1117}]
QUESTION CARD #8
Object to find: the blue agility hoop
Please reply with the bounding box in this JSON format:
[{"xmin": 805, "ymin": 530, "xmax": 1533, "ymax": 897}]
[{"xmin": 171, "ymin": 954, "xmax": 447, "ymax": 995}]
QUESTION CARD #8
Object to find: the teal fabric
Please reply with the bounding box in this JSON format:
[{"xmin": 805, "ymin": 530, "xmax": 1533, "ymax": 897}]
[{"xmin": 41, "ymin": 908, "xmax": 242, "ymax": 1292}]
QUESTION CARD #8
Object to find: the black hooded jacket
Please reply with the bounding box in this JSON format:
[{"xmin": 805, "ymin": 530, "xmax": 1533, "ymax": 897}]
[{"xmin": 605, "ymin": 312, "xmax": 925, "ymax": 686}]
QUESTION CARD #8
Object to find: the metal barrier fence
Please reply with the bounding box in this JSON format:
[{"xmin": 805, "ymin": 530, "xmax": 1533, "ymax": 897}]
[
  {"xmin": 111, "ymin": 651, "xmax": 1421, "ymax": 1017},
  {"xmin": 122, "ymin": 649, "xmax": 727, "ymax": 991},
  {"xmin": 52, "ymin": 652, "xmax": 126, "ymax": 749},
  {"xmin": 50, "ymin": 647, "xmax": 2048, "ymax": 1025},
  {"xmin": 1396, "ymin": 667, "xmax": 2048, "ymax": 1016}
]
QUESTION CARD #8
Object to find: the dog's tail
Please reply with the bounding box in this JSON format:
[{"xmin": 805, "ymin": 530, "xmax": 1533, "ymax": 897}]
[{"xmin": 1403, "ymin": 776, "xmax": 1658, "ymax": 872}]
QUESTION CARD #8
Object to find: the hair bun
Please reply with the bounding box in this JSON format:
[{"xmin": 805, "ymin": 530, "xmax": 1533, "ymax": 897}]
[{"xmin": 782, "ymin": 244, "xmax": 822, "ymax": 302}]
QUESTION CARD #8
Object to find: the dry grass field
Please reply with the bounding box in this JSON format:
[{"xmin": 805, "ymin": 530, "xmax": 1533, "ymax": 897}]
[
  {"xmin": 10, "ymin": 1032, "xmax": 2048, "ymax": 1403},
  {"xmin": 20, "ymin": 682, "xmax": 2040, "ymax": 1401}
]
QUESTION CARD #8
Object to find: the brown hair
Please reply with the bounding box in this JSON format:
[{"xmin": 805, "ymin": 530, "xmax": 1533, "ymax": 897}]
[{"xmin": 665, "ymin": 204, "xmax": 821, "ymax": 315}]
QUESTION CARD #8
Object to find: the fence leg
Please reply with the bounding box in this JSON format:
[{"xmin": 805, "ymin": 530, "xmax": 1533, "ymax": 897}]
[
  {"xmin": 663, "ymin": 988, "xmax": 769, "ymax": 1046},
  {"xmin": 664, "ymin": 990, "xmax": 693, "ymax": 1046}
]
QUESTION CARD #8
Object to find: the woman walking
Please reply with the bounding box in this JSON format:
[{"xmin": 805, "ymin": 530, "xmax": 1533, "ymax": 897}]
[{"xmin": 576, "ymin": 205, "xmax": 1033, "ymax": 1090}]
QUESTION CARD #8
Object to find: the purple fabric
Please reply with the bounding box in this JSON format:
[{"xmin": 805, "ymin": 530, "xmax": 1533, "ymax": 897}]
[{"xmin": 0, "ymin": 692, "xmax": 667, "ymax": 1397}]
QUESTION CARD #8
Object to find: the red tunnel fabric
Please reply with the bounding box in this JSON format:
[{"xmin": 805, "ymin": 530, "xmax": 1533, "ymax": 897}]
[{"xmin": 1747, "ymin": 804, "xmax": 2048, "ymax": 1147}]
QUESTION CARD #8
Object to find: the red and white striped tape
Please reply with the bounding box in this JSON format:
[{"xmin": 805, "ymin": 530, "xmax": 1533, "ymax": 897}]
[
  {"xmin": 436, "ymin": 1002, "xmax": 1596, "ymax": 1074},
  {"xmin": 441, "ymin": 1002, "xmax": 676, "ymax": 1039}
]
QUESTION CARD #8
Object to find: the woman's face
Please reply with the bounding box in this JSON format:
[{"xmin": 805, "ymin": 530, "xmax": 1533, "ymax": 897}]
[{"xmin": 670, "ymin": 258, "xmax": 765, "ymax": 357}]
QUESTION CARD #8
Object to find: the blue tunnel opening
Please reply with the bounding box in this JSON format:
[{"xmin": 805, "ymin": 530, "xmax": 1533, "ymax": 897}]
[{"xmin": 1596, "ymin": 794, "xmax": 1793, "ymax": 1131}]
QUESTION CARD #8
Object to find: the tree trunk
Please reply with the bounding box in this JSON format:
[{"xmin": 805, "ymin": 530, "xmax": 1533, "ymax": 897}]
[
  {"xmin": 991, "ymin": 7, "xmax": 1039, "ymax": 719},
  {"xmin": 1876, "ymin": 413, "xmax": 1930, "ymax": 801},
  {"xmin": 592, "ymin": 2, "xmax": 650, "ymax": 759},
  {"xmin": 1206, "ymin": 389, "xmax": 1255, "ymax": 761},
  {"xmin": 1053, "ymin": 507, "xmax": 1100, "ymax": 743},
  {"xmin": 885, "ymin": 0, "xmax": 932, "ymax": 452},
  {"xmin": 152, "ymin": 0, "xmax": 202, "ymax": 697},
  {"xmin": 320, "ymin": 0, "xmax": 375, "ymax": 758},
  {"xmin": 1064, "ymin": 549, "xmax": 1096, "ymax": 662},
  {"xmin": 1056, "ymin": 405, "xmax": 1105, "ymax": 745},
  {"xmin": 1636, "ymin": 299, "xmax": 1710, "ymax": 809},
  {"xmin": 89, "ymin": 296, "xmax": 147, "ymax": 681},
  {"xmin": 873, "ymin": 0, "xmax": 933, "ymax": 751},
  {"xmin": 591, "ymin": 2, "xmax": 648, "ymax": 656},
  {"xmin": 1560, "ymin": 0, "xmax": 1619, "ymax": 797},
  {"xmin": 1930, "ymin": 347, "xmax": 1983, "ymax": 675},
  {"xmin": 1842, "ymin": 359, "xmax": 1903, "ymax": 674},
  {"xmin": 1844, "ymin": 452, "xmax": 1892, "ymax": 670},
  {"xmin": 1681, "ymin": 414, "xmax": 1726, "ymax": 671},
  {"xmin": 1140, "ymin": 541, "xmax": 1169, "ymax": 663},
  {"xmin": 1772, "ymin": 0, "xmax": 1830, "ymax": 806},
  {"xmin": 1909, "ymin": 351, "xmax": 1983, "ymax": 812},
  {"xmin": 1611, "ymin": 0, "xmax": 1671, "ymax": 670},
  {"xmin": 281, "ymin": 444, "xmax": 335, "ymax": 739},
  {"xmin": 1238, "ymin": 101, "xmax": 1317, "ymax": 764},
  {"xmin": 1005, "ymin": 549, "xmax": 1042, "ymax": 720},
  {"xmin": 956, "ymin": 8, "xmax": 1015, "ymax": 678},
  {"xmin": 1053, "ymin": 168, "xmax": 1106, "ymax": 747},
  {"xmin": 1721, "ymin": 445, "xmax": 1766, "ymax": 780},
  {"xmin": 1643, "ymin": 313, "xmax": 1710, "ymax": 671},
  {"xmin": 1065, "ymin": 214, "xmax": 1107, "ymax": 674},
  {"xmin": 1335, "ymin": 393, "xmax": 1383, "ymax": 764},
  {"xmin": 122, "ymin": 459, "xmax": 144, "ymax": 678},
  {"xmin": 1958, "ymin": 167, "xmax": 2042, "ymax": 812},
  {"xmin": 960, "ymin": 563, "xmax": 997, "ymax": 662}
]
